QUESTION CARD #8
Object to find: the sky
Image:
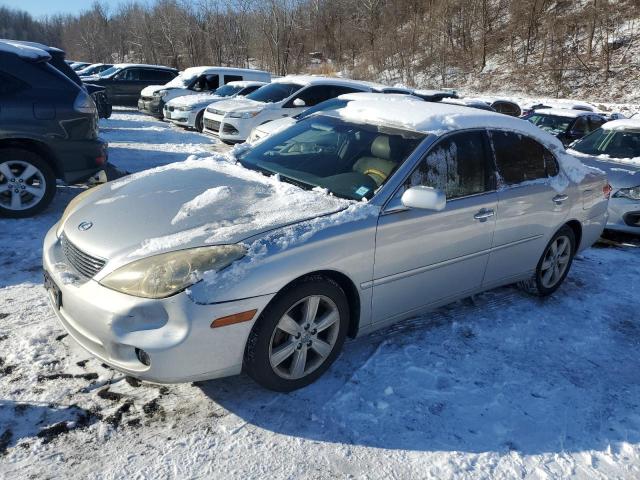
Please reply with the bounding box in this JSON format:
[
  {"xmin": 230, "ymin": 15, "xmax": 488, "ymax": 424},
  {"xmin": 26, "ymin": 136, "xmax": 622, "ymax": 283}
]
[{"xmin": 1, "ymin": 0, "xmax": 137, "ymax": 17}]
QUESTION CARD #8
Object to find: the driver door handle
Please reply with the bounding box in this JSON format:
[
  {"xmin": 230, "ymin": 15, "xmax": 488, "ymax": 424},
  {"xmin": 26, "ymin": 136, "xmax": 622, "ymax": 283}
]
[
  {"xmin": 552, "ymin": 194, "xmax": 569, "ymax": 205},
  {"xmin": 474, "ymin": 208, "xmax": 495, "ymax": 221}
]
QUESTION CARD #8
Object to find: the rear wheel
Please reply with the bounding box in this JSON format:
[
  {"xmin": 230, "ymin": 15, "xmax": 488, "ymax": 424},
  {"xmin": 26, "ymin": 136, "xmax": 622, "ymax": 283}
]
[
  {"xmin": 0, "ymin": 149, "xmax": 56, "ymax": 218},
  {"xmin": 244, "ymin": 276, "xmax": 349, "ymax": 392},
  {"xmin": 195, "ymin": 111, "xmax": 204, "ymax": 133},
  {"xmin": 518, "ymin": 225, "xmax": 576, "ymax": 296}
]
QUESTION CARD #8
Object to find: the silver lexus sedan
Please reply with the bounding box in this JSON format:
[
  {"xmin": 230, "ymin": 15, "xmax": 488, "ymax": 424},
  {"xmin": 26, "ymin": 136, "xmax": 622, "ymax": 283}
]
[{"xmin": 43, "ymin": 98, "xmax": 609, "ymax": 391}]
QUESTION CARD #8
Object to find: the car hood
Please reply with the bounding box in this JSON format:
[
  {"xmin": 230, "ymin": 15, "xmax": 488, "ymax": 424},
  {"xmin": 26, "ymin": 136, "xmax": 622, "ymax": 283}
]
[
  {"xmin": 168, "ymin": 93, "xmax": 226, "ymax": 109},
  {"xmin": 213, "ymin": 97, "xmax": 266, "ymax": 114},
  {"xmin": 570, "ymin": 151, "xmax": 640, "ymax": 188},
  {"xmin": 62, "ymin": 156, "xmax": 349, "ymax": 263},
  {"xmin": 140, "ymin": 84, "xmax": 172, "ymax": 96}
]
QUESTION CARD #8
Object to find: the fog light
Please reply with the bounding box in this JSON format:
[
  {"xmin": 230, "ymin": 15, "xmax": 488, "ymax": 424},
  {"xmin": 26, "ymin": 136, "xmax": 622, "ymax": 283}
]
[{"xmin": 135, "ymin": 348, "xmax": 151, "ymax": 366}]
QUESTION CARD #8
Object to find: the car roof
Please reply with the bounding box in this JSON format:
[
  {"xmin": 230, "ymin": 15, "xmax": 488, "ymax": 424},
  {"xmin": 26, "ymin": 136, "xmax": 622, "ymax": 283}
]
[
  {"xmin": 273, "ymin": 75, "xmax": 381, "ymax": 89},
  {"xmin": 336, "ymin": 92, "xmax": 421, "ymax": 102},
  {"xmin": 113, "ymin": 63, "xmax": 177, "ymax": 71},
  {"xmin": 226, "ymin": 80, "xmax": 269, "ymax": 88},
  {"xmin": 325, "ymin": 97, "xmax": 565, "ymax": 147},
  {"xmin": 532, "ymin": 108, "xmax": 596, "ymax": 118},
  {"xmin": 601, "ymin": 118, "xmax": 640, "ymax": 131},
  {"xmin": 180, "ymin": 66, "xmax": 270, "ymax": 76},
  {"xmin": 0, "ymin": 40, "xmax": 51, "ymax": 61}
]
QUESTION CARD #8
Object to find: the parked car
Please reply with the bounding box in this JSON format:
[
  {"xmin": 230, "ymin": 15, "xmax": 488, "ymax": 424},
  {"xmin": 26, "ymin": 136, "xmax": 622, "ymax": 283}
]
[
  {"xmin": 521, "ymin": 100, "xmax": 596, "ymax": 117},
  {"xmin": 412, "ymin": 89, "xmax": 458, "ymax": 102},
  {"xmin": 440, "ymin": 98, "xmax": 496, "ymax": 111},
  {"xmin": 202, "ymin": 75, "xmax": 391, "ymax": 143},
  {"xmin": 163, "ymin": 81, "xmax": 268, "ymax": 132},
  {"xmin": 523, "ymin": 108, "xmax": 607, "ymax": 146},
  {"xmin": 0, "ymin": 41, "xmax": 107, "ymax": 217},
  {"xmin": 70, "ymin": 61, "xmax": 91, "ymax": 71},
  {"xmin": 247, "ymin": 92, "xmax": 423, "ymax": 144},
  {"xmin": 77, "ymin": 63, "xmax": 114, "ymax": 77},
  {"xmin": 43, "ymin": 99, "xmax": 607, "ymax": 391},
  {"xmin": 138, "ymin": 66, "xmax": 271, "ymax": 119},
  {"xmin": 569, "ymin": 118, "xmax": 640, "ymax": 234},
  {"xmin": 83, "ymin": 64, "xmax": 178, "ymax": 106}
]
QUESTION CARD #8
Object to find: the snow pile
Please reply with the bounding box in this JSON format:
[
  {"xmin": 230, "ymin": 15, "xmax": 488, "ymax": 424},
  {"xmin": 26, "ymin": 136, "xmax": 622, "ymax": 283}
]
[{"xmin": 171, "ymin": 186, "xmax": 231, "ymax": 224}]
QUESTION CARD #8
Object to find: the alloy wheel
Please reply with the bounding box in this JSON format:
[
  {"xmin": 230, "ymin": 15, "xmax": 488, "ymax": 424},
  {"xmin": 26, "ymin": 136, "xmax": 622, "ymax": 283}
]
[
  {"xmin": 540, "ymin": 235, "xmax": 571, "ymax": 289},
  {"xmin": 0, "ymin": 160, "xmax": 48, "ymax": 211},
  {"xmin": 268, "ymin": 295, "xmax": 340, "ymax": 380}
]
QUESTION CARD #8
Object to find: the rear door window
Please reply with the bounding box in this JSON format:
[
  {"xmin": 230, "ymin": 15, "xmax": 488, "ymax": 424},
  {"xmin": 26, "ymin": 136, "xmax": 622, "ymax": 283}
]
[
  {"xmin": 0, "ymin": 72, "xmax": 28, "ymax": 94},
  {"xmin": 490, "ymin": 131, "xmax": 558, "ymax": 185},
  {"xmin": 224, "ymin": 74, "xmax": 243, "ymax": 84},
  {"xmin": 407, "ymin": 131, "xmax": 494, "ymax": 199}
]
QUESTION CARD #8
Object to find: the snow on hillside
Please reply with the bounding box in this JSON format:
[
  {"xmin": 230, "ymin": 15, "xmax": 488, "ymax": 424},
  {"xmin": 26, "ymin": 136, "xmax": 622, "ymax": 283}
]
[{"xmin": 1, "ymin": 110, "xmax": 640, "ymax": 479}]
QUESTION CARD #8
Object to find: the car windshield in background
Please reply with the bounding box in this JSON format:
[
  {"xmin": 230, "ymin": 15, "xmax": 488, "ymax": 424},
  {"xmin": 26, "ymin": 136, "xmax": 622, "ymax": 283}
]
[
  {"xmin": 294, "ymin": 98, "xmax": 349, "ymax": 120},
  {"xmin": 165, "ymin": 74, "xmax": 194, "ymax": 88},
  {"xmin": 98, "ymin": 66, "xmax": 121, "ymax": 78},
  {"xmin": 526, "ymin": 113, "xmax": 573, "ymax": 135},
  {"xmin": 214, "ymin": 84, "xmax": 243, "ymax": 97},
  {"xmin": 246, "ymin": 82, "xmax": 301, "ymax": 103},
  {"xmin": 572, "ymin": 128, "xmax": 640, "ymax": 159},
  {"xmin": 237, "ymin": 115, "xmax": 425, "ymax": 200}
]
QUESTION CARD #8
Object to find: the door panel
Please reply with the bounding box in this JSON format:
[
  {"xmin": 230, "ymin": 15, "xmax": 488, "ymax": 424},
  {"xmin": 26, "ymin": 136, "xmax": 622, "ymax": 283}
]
[{"xmin": 372, "ymin": 193, "xmax": 497, "ymax": 323}]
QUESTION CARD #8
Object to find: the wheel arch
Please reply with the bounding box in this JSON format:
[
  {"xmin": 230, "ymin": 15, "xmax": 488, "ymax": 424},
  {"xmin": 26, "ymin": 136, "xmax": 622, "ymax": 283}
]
[
  {"xmin": 564, "ymin": 219, "xmax": 583, "ymax": 250},
  {"xmin": 0, "ymin": 138, "xmax": 62, "ymax": 179}
]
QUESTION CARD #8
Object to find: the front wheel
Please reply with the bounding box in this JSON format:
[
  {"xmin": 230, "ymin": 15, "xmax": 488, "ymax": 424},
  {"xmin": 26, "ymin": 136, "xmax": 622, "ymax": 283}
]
[
  {"xmin": 518, "ymin": 225, "xmax": 576, "ymax": 296},
  {"xmin": 0, "ymin": 149, "xmax": 56, "ymax": 218},
  {"xmin": 244, "ymin": 276, "xmax": 349, "ymax": 392},
  {"xmin": 195, "ymin": 111, "xmax": 204, "ymax": 133}
]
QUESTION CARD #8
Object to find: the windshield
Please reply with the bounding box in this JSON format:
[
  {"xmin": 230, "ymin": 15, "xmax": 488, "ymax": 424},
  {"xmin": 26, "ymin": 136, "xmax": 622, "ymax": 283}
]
[
  {"xmin": 526, "ymin": 113, "xmax": 573, "ymax": 135},
  {"xmin": 213, "ymin": 84, "xmax": 243, "ymax": 97},
  {"xmin": 246, "ymin": 82, "xmax": 302, "ymax": 103},
  {"xmin": 164, "ymin": 73, "xmax": 195, "ymax": 88},
  {"xmin": 572, "ymin": 128, "xmax": 640, "ymax": 159},
  {"xmin": 99, "ymin": 66, "xmax": 121, "ymax": 78},
  {"xmin": 237, "ymin": 115, "xmax": 425, "ymax": 200},
  {"xmin": 294, "ymin": 98, "xmax": 349, "ymax": 120}
]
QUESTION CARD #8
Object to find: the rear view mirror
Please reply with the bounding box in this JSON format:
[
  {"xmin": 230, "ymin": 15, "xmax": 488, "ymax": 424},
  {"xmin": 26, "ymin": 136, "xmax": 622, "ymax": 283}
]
[
  {"xmin": 401, "ymin": 186, "xmax": 446, "ymax": 211},
  {"xmin": 293, "ymin": 98, "xmax": 306, "ymax": 107}
]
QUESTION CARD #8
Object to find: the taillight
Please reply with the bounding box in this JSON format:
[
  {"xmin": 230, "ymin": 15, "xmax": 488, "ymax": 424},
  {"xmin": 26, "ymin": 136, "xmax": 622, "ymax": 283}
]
[
  {"xmin": 603, "ymin": 183, "xmax": 612, "ymax": 199},
  {"xmin": 73, "ymin": 90, "xmax": 96, "ymax": 114}
]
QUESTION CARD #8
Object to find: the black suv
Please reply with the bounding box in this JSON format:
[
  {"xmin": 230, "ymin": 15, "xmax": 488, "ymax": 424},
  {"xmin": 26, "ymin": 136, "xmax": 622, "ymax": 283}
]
[
  {"xmin": 86, "ymin": 64, "xmax": 178, "ymax": 106},
  {"xmin": 0, "ymin": 41, "xmax": 108, "ymax": 217}
]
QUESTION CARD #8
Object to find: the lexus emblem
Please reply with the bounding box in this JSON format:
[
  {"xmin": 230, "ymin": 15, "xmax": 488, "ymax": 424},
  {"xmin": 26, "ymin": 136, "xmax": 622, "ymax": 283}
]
[{"xmin": 78, "ymin": 221, "xmax": 93, "ymax": 231}]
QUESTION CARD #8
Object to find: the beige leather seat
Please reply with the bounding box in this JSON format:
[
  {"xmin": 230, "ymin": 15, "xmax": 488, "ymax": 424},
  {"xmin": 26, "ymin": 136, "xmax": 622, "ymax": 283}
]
[{"xmin": 352, "ymin": 135, "xmax": 397, "ymax": 186}]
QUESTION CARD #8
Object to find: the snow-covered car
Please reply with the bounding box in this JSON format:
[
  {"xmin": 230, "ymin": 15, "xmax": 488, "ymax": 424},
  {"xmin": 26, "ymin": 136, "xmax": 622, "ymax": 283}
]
[
  {"xmin": 247, "ymin": 92, "xmax": 423, "ymax": 144},
  {"xmin": 521, "ymin": 100, "xmax": 596, "ymax": 117},
  {"xmin": 569, "ymin": 118, "xmax": 640, "ymax": 234},
  {"xmin": 201, "ymin": 75, "xmax": 384, "ymax": 143},
  {"xmin": 138, "ymin": 67, "xmax": 271, "ymax": 119},
  {"xmin": 76, "ymin": 63, "xmax": 113, "ymax": 77},
  {"xmin": 440, "ymin": 98, "xmax": 496, "ymax": 111},
  {"xmin": 163, "ymin": 81, "xmax": 267, "ymax": 132},
  {"xmin": 43, "ymin": 99, "xmax": 608, "ymax": 392},
  {"xmin": 523, "ymin": 108, "xmax": 607, "ymax": 146}
]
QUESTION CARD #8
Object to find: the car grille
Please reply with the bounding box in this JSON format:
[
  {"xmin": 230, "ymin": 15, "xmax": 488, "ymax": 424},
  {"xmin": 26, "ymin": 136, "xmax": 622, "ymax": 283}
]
[
  {"xmin": 60, "ymin": 234, "xmax": 106, "ymax": 278},
  {"xmin": 204, "ymin": 118, "xmax": 221, "ymax": 132},
  {"xmin": 206, "ymin": 107, "xmax": 224, "ymax": 115},
  {"xmin": 141, "ymin": 96, "xmax": 154, "ymax": 102}
]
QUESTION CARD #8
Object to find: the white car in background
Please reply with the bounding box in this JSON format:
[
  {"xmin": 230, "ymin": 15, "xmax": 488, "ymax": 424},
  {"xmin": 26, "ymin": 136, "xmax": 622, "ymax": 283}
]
[
  {"xmin": 138, "ymin": 66, "xmax": 271, "ymax": 118},
  {"xmin": 247, "ymin": 92, "xmax": 424, "ymax": 144},
  {"xmin": 164, "ymin": 81, "xmax": 268, "ymax": 132},
  {"xmin": 202, "ymin": 75, "xmax": 387, "ymax": 143}
]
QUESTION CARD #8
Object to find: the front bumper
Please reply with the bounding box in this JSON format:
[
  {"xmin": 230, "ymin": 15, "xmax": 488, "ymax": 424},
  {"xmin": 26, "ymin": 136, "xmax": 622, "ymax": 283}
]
[
  {"xmin": 605, "ymin": 196, "xmax": 640, "ymax": 234},
  {"xmin": 42, "ymin": 224, "xmax": 274, "ymax": 383},
  {"xmin": 163, "ymin": 106, "xmax": 197, "ymax": 128},
  {"xmin": 138, "ymin": 97, "xmax": 164, "ymax": 117},
  {"xmin": 202, "ymin": 112, "xmax": 253, "ymax": 142}
]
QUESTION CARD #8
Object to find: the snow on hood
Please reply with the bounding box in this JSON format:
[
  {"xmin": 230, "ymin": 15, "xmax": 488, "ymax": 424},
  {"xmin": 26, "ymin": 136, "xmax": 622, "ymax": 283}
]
[
  {"xmin": 211, "ymin": 97, "xmax": 266, "ymax": 114},
  {"xmin": 141, "ymin": 85, "xmax": 172, "ymax": 97},
  {"xmin": 64, "ymin": 150, "xmax": 351, "ymax": 262},
  {"xmin": 333, "ymin": 98, "xmax": 592, "ymax": 187},
  {"xmin": 166, "ymin": 93, "xmax": 224, "ymax": 109}
]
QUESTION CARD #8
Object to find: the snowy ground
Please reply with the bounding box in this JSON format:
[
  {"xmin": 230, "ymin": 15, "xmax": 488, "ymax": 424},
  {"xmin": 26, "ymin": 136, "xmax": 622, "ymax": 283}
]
[{"xmin": 1, "ymin": 109, "xmax": 640, "ymax": 479}]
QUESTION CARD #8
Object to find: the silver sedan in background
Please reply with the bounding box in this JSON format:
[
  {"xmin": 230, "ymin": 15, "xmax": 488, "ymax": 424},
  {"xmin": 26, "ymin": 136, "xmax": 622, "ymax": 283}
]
[
  {"xmin": 569, "ymin": 118, "xmax": 640, "ymax": 234},
  {"xmin": 43, "ymin": 98, "xmax": 609, "ymax": 391}
]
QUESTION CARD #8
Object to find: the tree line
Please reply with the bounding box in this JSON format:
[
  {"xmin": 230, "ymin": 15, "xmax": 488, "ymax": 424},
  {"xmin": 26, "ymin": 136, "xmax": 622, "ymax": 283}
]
[{"xmin": 1, "ymin": 0, "xmax": 638, "ymax": 98}]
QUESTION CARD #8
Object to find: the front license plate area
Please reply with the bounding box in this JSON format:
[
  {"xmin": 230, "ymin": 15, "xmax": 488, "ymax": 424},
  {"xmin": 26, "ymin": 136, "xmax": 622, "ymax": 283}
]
[{"xmin": 44, "ymin": 271, "xmax": 62, "ymax": 310}]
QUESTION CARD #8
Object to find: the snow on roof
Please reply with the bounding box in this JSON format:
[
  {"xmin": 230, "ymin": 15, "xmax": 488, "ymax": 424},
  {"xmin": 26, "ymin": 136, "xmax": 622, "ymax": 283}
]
[
  {"xmin": 180, "ymin": 66, "xmax": 270, "ymax": 76},
  {"xmin": 226, "ymin": 80, "xmax": 268, "ymax": 88},
  {"xmin": 0, "ymin": 40, "xmax": 50, "ymax": 60},
  {"xmin": 274, "ymin": 75, "xmax": 379, "ymax": 89},
  {"xmin": 601, "ymin": 118, "xmax": 640, "ymax": 130},
  {"xmin": 113, "ymin": 63, "xmax": 177, "ymax": 71},
  {"xmin": 331, "ymin": 97, "xmax": 591, "ymax": 185},
  {"xmin": 337, "ymin": 92, "xmax": 420, "ymax": 102},
  {"xmin": 533, "ymin": 108, "xmax": 594, "ymax": 118}
]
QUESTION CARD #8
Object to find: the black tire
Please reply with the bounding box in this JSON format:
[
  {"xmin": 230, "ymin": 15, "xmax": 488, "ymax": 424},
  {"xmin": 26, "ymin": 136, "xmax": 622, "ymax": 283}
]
[
  {"xmin": 518, "ymin": 225, "xmax": 576, "ymax": 297},
  {"xmin": 0, "ymin": 148, "xmax": 56, "ymax": 218},
  {"xmin": 244, "ymin": 276, "xmax": 349, "ymax": 392},
  {"xmin": 195, "ymin": 111, "xmax": 204, "ymax": 133}
]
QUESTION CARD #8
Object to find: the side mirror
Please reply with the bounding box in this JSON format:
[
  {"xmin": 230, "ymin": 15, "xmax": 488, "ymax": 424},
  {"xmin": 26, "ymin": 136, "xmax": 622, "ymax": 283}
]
[
  {"xmin": 292, "ymin": 98, "xmax": 306, "ymax": 107},
  {"xmin": 401, "ymin": 186, "xmax": 446, "ymax": 211}
]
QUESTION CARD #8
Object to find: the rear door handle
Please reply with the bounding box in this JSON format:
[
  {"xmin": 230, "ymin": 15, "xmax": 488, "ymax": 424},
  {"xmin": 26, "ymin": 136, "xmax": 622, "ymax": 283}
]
[
  {"xmin": 474, "ymin": 209, "xmax": 495, "ymax": 221},
  {"xmin": 552, "ymin": 194, "xmax": 569, "ymax": 204}
]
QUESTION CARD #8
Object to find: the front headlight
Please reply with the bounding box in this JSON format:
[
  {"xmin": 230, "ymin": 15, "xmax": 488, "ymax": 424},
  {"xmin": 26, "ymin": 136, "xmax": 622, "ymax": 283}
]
[
  {"xmin": 228, "ymin": 110, "xmax": 260, "ymax": 119},
  {"xmin": 179, "ymin": 105, "xmax": 193, "ymax": 111},
  {"xmin": 56, "ymin": 184, "xmax": 107, "ymax": 237},
  {"xmin": 154, "ymin": 90, "xmax": 168, "ymax": 98},
  {"xmin": 100, "ymin": 245, "xmax": 246, "ymax": 299},
  {"xmin": 613, "ymin": 186, "xmax": 640, "ymax": 200}
]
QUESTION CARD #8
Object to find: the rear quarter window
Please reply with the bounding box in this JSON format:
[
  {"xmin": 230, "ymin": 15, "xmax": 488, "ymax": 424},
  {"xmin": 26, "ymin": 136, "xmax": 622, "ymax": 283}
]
[{"xmin": 490, "ymin": 131, "xmax": 553, "ymax": 185}]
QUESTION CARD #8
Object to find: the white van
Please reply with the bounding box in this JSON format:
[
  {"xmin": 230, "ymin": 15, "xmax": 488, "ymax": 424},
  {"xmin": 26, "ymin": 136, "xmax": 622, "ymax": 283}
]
[
  {"xmin": 201, "ymin": 75, "xmax": 384, "ymax": 143},
  {"xmin": 138, "ymin": 66, "xmax": 271, "ymax": 118}
]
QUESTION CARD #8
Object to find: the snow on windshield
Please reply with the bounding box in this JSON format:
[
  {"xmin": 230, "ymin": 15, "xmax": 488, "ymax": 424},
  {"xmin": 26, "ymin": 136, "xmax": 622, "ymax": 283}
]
[{"xmin": 164, "ymin": 73, "xmax": 194, "ymax": 88}]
